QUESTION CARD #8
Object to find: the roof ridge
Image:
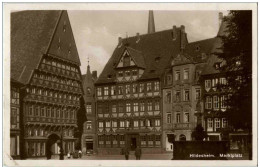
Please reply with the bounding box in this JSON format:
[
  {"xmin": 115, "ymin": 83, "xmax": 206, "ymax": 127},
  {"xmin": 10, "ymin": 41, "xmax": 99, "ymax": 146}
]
[{"xmin": 187, "ymin": 37, "xmax": 216, "ymax": 45}]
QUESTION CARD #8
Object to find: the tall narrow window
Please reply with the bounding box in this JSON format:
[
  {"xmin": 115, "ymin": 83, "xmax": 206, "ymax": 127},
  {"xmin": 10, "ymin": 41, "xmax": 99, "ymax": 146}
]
[
  {"xmin": 205, "ymin": 80, "xmax": 211, "ymax": 89},
  {"xmin": 206, "ymin": 97, "xmax": 212, "ymax": 109},
  {"xmin": 184, "ymin": 113, "xmax": 189, "ymax": 123},
  {"xmin": 154, "ymin": 101, "xmax": 160, "ymax": 111},
  {"xmin": 220, "ymin": 95, "xmax": 227, "ymax": 109},
  {"xmin": 86, "ymin": 104, "xmax": 92, "ymax": 114},
  {"xmin": 147, "ymin": 101, "xmax": 152, "ymax": 111},
  {"xmin": 222, "ymin": 118, "xmax": 227, "ymax": 128},
  {"xmin": 133, "ymin": 103, "xmax": 138, "ymax": 112},
  {"xmin": 176, "ymin": 91, "xmax": 181, "ymax": 102},
  {"xmin": 126, "ymin": 103, "xmax": 131, "ymax": 112},
  {"xmin": 111, "ymin": 86, "xmax": 116, "ymax": 95},
  {"xmin": 213, "ymin": 96, "xmax": 219, "ymax": 110},
  {"xmin": 195, "ymin": 89, "xmax": 201, "ymax": 100},
  {"xmin": 118, "ymin": 86, "xmax": 123, "ymax": 95},
  {"xmin": 104, "ymin": 87, "xmax": 109, "ymax": 96},
  {"xmin": 132, "ymin": 84, "xmax": 138, "ymax": 93},
  {"xmin": 126, "ymin": 85, "xmax": 130, "ymax": 94},
  {"xmin": 154, "ymin": 81, "xmax": 159, "ymax": 91},
  {"xmin": 176, "ymin": 113, "xmax": 181, "ymax": 123},
  {"xmin": 207, "ymin": 118, "xmax": 213, "ymax": 128},
  {"xmin": 140, "ymin": 102, "xmax": 145, "ymax": 112},
  {"xmin": 166, "ymin": 91, "xmax": 171, "ymax": 103},
  {"xmin": 184, "ymin": 90, "xmax": 190, "ymax": 101},
  {"xmin": 167, "ymin": 114, "xmax": 172, "ymax": 123},
  {"xmin": 184, "ymin": 69, "xmax": 189, "ymax": 80},
  {"xmin": 175, "ymin": 70, "xmax": 180, "ymax": 80},
  {"xmin": 98, "ymin": 122, "xmax": 104, "ymax": 128},
  {"xmin": 215, "ymin": 118, "xmax": 220, "ymax": 129},
  {"xmin": 97, "ymin": 88, "xmax": 102, "ymax": 96},
  {"xmin": 139, "ymin": 83, "xmax": 144, "ymax": 93},
  {"xmin": 147, "ymin": 83, "xmax": 152, "ymax": 92}
]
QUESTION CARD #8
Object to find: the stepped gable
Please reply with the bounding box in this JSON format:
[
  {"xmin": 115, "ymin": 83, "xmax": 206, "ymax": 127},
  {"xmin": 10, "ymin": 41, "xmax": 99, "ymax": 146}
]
[
  {"xmin": 96, "ymin": 28, "xmax": 183, "ymax": 84},
  {"xmin": 11, "ymin": 10, "xmax": 80, "ymax": 85}
]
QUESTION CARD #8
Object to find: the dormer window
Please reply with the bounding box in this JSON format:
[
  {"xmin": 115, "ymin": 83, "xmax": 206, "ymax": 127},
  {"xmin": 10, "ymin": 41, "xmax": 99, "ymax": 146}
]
[
  {"xmin": 196, "ymin": 46, "xmax": 200, "ymax": 51},
  {"xmin": 118, "ymin": 71, "xmax": 123, "ymax": 77},
  {"xmin": 125, "ymin": 71, "xmax": 130, "ymax": 77},
  {"xmin": 123, "ymin": 55, "xmax": 130, "ymax": 67},
  {"xmin": 132, "ymin": 70, "xmax": 138, "ymax": 76}
]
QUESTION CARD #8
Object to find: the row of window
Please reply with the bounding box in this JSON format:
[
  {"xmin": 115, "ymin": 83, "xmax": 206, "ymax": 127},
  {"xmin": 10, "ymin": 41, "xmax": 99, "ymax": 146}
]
[
  {"xmin": 165, "ymin": 89, "xmax": 201, "ymax": 103},
  {"xmin": 98, "ymin": 119, "xmax": 161, "ymax": 128},
  {"xmin": 97, "ymin": 81, "xmax": 160, "ymax": 96},
  {"xmin": 11, "ymin": 87, "xmax": 20, "ymax": 105},
  {"xmin": 42, "ymin": 58, "xmax": 79, "ymax": 73},
  {"xmin": 117, "ymin": 69, "xmax": 138, "ymax": 77},
  {"xmin": 27, "ymin": 87, "xmax": 80, "ymax": 101},
  {"xmin": 174, "ymin": 69, "xmax": 190, "ymax": 81},
  {"xmin": 97, "ymin": 100, "xmax": 160, "ymax": 113},
  {"xmin": 207, "ymin": 118, "xmax": 228, "ymax": 129},
  {"xmin": 11, "ymin": 108, "xmax": 19, "ymax": 128},
  {"xmin": 205, "ymin": 78, "xmax": 227, "ymax": 89},
  {"xmin": 26, "ymin": 104, "xmax": 77, "ymax": 119},
  {"xmin": 26, "ymin": 128, "xmax": 73, "ymax": 137},
  {"xmin": 205, "ymin": 95, "xmax": 227, "ymax": 110},
  {"xmin": 166, "ymin": 112, "xmax": 190, "ymax": 124},
  {"xmin": 97, "ymin": 135, "xmax": 161, "ymax": 147},
  {"xmin": 33, "ymin": 73, "xmax": 80, "ymax": 87}
]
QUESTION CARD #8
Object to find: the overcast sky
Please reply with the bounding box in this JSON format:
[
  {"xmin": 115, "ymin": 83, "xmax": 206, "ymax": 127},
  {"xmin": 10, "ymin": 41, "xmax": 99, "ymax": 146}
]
[{"xmin": 68, "ymin": 10, "xmax": 228, "ymax": 76}]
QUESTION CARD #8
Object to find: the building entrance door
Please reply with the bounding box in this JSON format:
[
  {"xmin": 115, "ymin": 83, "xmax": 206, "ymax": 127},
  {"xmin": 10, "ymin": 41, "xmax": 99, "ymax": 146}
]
[{"xmin": 130, "ymin": 137, "xmax": 137, "ymax": 150}]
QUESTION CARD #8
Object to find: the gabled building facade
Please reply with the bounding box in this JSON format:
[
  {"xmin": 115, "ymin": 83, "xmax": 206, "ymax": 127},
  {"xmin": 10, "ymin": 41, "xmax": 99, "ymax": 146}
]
[
  {"xmin": 10, "ymin": 78, "xmax": 24, "ymax": 159},
  {"xmin": 162, "ymin": 36, "xmax": 218, "ymax": 150},
  {"xmin": 11, "ymin": 10, "xmax": 83, "ymax": 158},
  {"xmin": 95, "ymin": 11, "xmax": 189, "ymax": 154},
  {"xmin": 81, "ymin": 64, "xmax": 98, "ymax": 154}
]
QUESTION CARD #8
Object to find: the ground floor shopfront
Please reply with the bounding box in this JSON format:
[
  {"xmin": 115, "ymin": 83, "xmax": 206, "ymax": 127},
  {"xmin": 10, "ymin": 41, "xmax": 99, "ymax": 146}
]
[
  {"xmin": 10, "ymin": 130, "xmax": 20, "ymax": 159},
  {"xmin": 81, "ymin": 134, "xmax": 97, "ymax": 154},
  {"xmin": 96, "ymin": 133, "xmax": 163, "ymax": 155},
  {"xmin": 24, "ymin": 137, "xmax": 76, "ymax": 158}
]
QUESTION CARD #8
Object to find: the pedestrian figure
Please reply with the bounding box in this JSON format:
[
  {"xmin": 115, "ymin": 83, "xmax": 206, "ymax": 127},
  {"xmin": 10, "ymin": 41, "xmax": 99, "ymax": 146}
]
[
  {"xmin": 67, "ymin": 152, "xmax": 71, "ymax": 159},
  {"xmin": 135, "ymin": 146, "xmax": 142, "ymax": 160},
  {"xmin": 124, "ymin": 147, "xmax": 130, "ymax": 160},
  {"xmin": 78, "ymin": 150, "xmax": 82, "ymax": 158}
]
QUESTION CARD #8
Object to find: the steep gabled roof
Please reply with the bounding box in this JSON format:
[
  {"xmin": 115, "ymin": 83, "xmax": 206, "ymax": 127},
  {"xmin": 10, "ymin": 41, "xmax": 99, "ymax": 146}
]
[
  {"xmin": 11, "ymin": 10, "xmax": 80, "ymax": 85},
  {"xmin": 11, "ymin": 10, "xmax": 62, "ymax": 84},
  {"xmin": 96, "ymin": 28, "xmax": 183, "ymax": 84}
]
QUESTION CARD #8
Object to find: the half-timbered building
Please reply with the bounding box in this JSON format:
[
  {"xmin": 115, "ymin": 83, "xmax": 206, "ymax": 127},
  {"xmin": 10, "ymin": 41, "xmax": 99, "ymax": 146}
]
[
  {"xmin": 95, "ymin": 11, "xmax": 187, "ymax": 154},
  {"xmin": 11, "ymin": 10, "xmax": 83, "ymax": 158}
]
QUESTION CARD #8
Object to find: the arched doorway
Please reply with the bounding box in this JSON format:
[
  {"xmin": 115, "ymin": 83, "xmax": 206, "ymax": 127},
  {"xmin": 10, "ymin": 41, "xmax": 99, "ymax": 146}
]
[
  {"xmin": 179, "ymin": 134, "xmax": 186, "ymax": 141},
  {"xmin": 46, "ymin": 133, "xmax": 60, "ymax": 159}
]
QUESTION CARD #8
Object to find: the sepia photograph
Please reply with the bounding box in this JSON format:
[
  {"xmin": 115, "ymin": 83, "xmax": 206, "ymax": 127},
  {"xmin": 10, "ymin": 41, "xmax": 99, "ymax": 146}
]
[{"xmin": 3, "ymin": 2, "xmax": 257, "ymax": 167}]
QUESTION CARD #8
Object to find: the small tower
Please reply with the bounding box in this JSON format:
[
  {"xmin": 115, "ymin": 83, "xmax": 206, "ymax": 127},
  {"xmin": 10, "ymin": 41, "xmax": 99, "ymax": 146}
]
[{"xmin": 148, "ymin": 10, "xmax": 155, "ymax": 34}]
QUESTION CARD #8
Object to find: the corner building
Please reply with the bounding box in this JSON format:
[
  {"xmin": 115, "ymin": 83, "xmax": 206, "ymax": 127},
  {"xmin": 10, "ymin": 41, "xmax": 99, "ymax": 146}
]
[
  {"xmin": 95, "ymin": 12, "xmax": 186, "ymax": 154},
  {"xmin": 11, "ymin": 11, "xmax": 83, "ymax": 158}
]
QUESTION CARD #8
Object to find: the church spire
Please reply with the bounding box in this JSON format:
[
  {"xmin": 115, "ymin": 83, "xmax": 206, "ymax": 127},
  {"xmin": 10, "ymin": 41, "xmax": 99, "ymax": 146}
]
[
  {"xmin": 148, "ymin": 10, "xmax": 155, "ymax": 34},
  {"xmin": 86, "ymin": 57, "xmax": 92, "ymax": 80}
]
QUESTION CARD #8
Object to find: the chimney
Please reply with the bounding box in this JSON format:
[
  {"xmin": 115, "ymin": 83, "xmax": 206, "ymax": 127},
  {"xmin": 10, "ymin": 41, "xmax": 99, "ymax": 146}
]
[
  {"xmin": 118, "ymin": 37, "xmax": 122, "ymax": 47},
  {"xmin": 148, "ymin": 10, "xmax": 155, "ymax": 34},
  {"xmin": 136, "ymin": 33, "xmax": 140, "ymax": 43},
  {"xmin": 172, "ymin": 25, "xmax": 177, "ymax": 40},
  {"xmin": 219, "ymin": 12, "xmax": 223, "ymax": 28},
  {"xmin": 92, "ymin": 71, "xmax": 97, "ymax": 79},
  {"xmin": 180, "ymin": 25, "xmax": 186, "ymax": 50}
]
